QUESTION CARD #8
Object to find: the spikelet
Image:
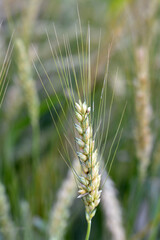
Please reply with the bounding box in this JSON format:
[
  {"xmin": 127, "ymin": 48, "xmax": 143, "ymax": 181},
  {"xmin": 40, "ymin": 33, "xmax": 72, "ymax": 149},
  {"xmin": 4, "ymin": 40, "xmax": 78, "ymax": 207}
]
[
  {"xmin": 75, "ymin": 100, "xmax": 101, "ymax": 222},
  {"xmin": 15, "ymin": 38, "xmax": 39, "ymax": 129},
  {"xmin": 101, "ymin": 172, "xmax": 126, "ymax": 240},
  {"xmin": 134, "ymin": 45, "xmax": 153, "ymax": 180},
  {"xmin": 0, "ymin": 182, "xmax": 16, "ymax": 240},
  {"xmin": 49, "ymin": 159, "xmax": 80, "ymax": 240}
]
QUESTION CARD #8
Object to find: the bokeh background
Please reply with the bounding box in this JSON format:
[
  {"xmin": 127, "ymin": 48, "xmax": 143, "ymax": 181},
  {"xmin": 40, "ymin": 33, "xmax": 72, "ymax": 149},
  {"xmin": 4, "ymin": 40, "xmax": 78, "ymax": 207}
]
[{"xmin": 0, "ymin": 0, "xmax": 160, "ymax": 239}]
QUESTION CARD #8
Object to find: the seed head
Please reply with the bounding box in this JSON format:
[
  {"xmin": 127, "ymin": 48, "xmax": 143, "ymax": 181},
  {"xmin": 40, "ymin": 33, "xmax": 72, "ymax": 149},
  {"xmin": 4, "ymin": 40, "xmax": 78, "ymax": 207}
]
[{"xmin": 75, "ymin": 100, "xmax": 101, "ymax": 222}]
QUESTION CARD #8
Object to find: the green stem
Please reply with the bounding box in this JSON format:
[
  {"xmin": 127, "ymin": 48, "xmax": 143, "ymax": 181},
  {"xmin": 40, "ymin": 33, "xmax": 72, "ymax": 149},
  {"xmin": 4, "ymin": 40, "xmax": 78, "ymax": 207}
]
[{"xmin": 85, "ymin": 220, "xmax": 91, "ymax": 240}]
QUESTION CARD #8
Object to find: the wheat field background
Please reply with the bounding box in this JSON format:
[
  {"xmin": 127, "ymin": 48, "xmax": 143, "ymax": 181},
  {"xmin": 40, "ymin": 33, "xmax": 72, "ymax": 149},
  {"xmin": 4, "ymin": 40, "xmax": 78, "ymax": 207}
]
[{"xmin": 0, "ymin": 0, "xmax": 160, "ymax": 239}]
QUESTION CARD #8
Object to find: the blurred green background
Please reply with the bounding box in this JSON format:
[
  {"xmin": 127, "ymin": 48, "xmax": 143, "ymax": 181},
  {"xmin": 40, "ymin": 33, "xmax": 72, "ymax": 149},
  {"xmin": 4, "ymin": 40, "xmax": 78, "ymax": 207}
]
[{"xmin": 0, "ymin": 0, "xmax": 160, "ymax": 239}]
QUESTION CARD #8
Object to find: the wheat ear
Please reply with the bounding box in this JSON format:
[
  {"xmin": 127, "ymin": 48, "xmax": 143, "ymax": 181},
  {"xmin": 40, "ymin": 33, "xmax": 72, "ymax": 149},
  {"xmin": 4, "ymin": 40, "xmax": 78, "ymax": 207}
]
[
  {"xmin": 15, "ymin": 38, "xmax": 39, "ymax": 129},
  {"xmin": 21, "ymin": 0, "xmax": 42, "ymax": 46},
  {"xmin": 4, "ymin": 84, "xmax": 23, "ymax": 121},
  {"xmin": 135, "ymin": 45, "xmax": 153, "ymax": 180},
  {"xmin": 75, "ymin": 100, "xmax": 101, "ymax": 239},
  {"xmin": 0, "ymin": 182, "xmax": 16, "ymax": 240},
  {"xmin": 49, "ymin": 159, "xmax": 80, "ymax": 240},
  {"xmin": 15, "ymin": 38, "xmax": 40, "ymax": 165},
  {"xmin": 102, "ymin": 172, "xmax": 126, "ymax": 240}
]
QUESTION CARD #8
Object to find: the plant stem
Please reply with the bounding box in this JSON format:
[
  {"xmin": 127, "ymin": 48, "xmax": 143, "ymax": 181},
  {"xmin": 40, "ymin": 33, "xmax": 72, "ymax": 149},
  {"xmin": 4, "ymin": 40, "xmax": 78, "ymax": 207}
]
[{"xmin": 85, "ymin": 220, "xmax": 91, "ymax": 240}]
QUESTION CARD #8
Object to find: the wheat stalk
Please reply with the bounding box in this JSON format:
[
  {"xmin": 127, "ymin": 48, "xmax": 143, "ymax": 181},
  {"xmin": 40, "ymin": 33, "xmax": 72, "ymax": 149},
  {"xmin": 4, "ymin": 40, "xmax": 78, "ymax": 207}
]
[
  {"xmin": 15, "ymin": 38, "xmax": 40, "ymax": 165},
  {"xmin": 0, "ymin": 182, "xmax": 16, "ymax": 240},
  {"xmin": 102, "ymin": 172, "xmax": 126, "ymax": 240},
  {"xmin": 4, "ymin": 84, "xmax": 23, "ymax": 121},
  {"xmin": 20, "ymin": 201, "xmax": 33, "ymax": 240},
  {"xmin": 49, "ymin": 159, "xmax": 80, "ymax": 240},
  {"xmin": 75, "ymin": 99, "xmax": 101, "ymax": 239},
  {"xmin": 21, "ymin": 0, "xmax": 42, "ymax": 46},
  {"xmin": 134, "ymin": 45, "xmax": 153, "ymax": 180},
  {"xmin": 15, "ymin": 38, "xmax": 39, "ymax": 129},
  {"xmin": 35, "ymin": 18, "xmax": 122, "ymax": 239}
]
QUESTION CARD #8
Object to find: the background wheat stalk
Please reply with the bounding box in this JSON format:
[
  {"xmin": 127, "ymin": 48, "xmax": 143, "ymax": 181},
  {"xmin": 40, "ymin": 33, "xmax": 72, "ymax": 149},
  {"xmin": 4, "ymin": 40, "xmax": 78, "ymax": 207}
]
[
  {"xmin": 49, "ymin": 159, "xmax": 80, "ymax": 240},
  {"xmin": 134, "ymin": 45, "xmax": 153, "ymax": 180},
  {"xmin": 102, "ymin": 171, "xmax": 126, "ymax": 240},
  {"xmin": 0, "ymin": 182, "xmax": 16, "ymax": 240},
  {"xmin": 15, "ymin": 38, "xmax": 40, "ymax": 166}
]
